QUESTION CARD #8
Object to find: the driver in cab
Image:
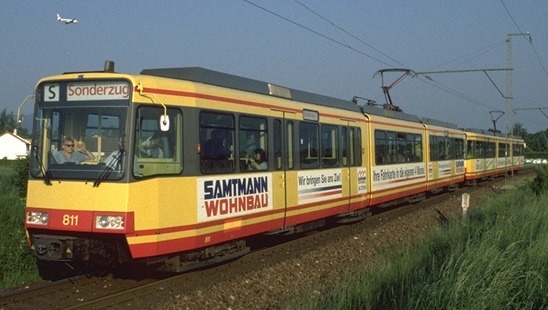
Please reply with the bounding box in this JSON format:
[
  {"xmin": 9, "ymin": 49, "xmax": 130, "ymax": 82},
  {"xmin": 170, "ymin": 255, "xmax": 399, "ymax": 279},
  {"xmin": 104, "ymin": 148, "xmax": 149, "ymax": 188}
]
[{"xmin": 54, "ymin": 137, "xmax": 95, "ymax": 164}]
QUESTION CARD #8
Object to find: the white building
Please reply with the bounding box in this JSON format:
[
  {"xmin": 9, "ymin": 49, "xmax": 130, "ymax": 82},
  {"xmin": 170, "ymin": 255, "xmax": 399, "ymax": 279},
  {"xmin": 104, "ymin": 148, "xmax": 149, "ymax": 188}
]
[{"xmin": 0, "ymin": 131, "xmax": 30, "ymax": 159}]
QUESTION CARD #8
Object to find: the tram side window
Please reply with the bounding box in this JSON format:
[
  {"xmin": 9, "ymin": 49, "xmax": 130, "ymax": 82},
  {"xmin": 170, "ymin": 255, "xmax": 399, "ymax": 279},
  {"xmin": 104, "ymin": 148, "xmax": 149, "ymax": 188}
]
[
  {"xmin": 429, "ymin": 135, "xmax": 439, "ymax": 161},
  {"xmin": 199, "ymin": 111, "xmax": 234, "ymax": 174},
  {"xmin": 467, "ymin": 140, "xmax": 475, "ymax": 159},
  {"xmin": 321, "ymin": 125, "xmax": 338, "ymax": 167},
  {"xmin": 442, "ymin": 137, "xmax": 450, "ymax": 160},
  {"xmin": 439, "ymin": 136, "xmax": 449, "ymax": 160},
  {"xmin": 486, "ymin": 142, "xmax": 495, "ymax": 158},
  {"xmin": 387, "ymin": 132, "xmax": 397, "ymax": 163},
  {"xmin": 453, "ymin": 138, "xmax": 465, "ymax": 159},
  {"xmin": 474, "ymin": 141, "xmax": 485, "ymax": 158},
  {"xmin": 396, "ymin": 132, "xmax": 408, "ymax": 162},
  {"xmin": 274, "ymin": 120, "xmax": 282, "ymax": 170},
  {"xmin": 430, "ymin": 135, "xmax": 449, "ymax": 161},
  {"xmin": 239, "ymin": 115, "xmax": 268, "ymax": 172},
  {"xmin": 342, "ymin": 128, "xmax": 348, "ymax": 166},
  {"xmin": 447, "ymin": 137, "xmax": 455, "ymax": 160},
  {"xmin": 413, "ymin": 134, "xmax": 422, "ymax": 162},
  {"xmin": 352, "ymin": 127, "xmax": 362, "ymax": 166},
  {"xmin": 287, "ymin": 121, "xmax": 294, "ymax": 169},
  {"xmin": 404, "ymin": 133, "xmax": 421, "ymax": 162},
  {"xmin": 299, "ymin": 122, "xmax": 319, "ymax": 169},
  {"xmin": 375, "ymin": 130, "xmax": 387, "ymax": 165},
  {"xmin": 135, "ymin": 107, "xmax": 182, "ymax": 177},
  {"xmin": 376, "ymin": 130, "xmax": 421, "ymax": 165},
  {"xmin": 513, "ymin": 143, "xmax": 523, "ymax": 156},
  {"xmin": 498, "ymin": 143, "xmax": 508, "ymax": 157}
]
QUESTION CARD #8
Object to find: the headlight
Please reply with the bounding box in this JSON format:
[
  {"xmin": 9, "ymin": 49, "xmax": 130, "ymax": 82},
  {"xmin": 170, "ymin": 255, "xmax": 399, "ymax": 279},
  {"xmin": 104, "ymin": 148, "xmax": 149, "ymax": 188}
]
[
  {"xmin": 26, "ymin": 211, "xmax": 49, "ymax": 225},
  {"xmin": 95, "ymin": 215, "xmax": 125, "ymax": 230}
]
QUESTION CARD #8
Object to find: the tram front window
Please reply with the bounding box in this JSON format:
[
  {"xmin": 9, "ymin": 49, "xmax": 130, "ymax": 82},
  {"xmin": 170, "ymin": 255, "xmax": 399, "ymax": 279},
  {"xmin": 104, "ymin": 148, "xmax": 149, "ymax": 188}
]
[{"xmin": 30, "ymin": 106, "xmax": 128, "ymax": 181}]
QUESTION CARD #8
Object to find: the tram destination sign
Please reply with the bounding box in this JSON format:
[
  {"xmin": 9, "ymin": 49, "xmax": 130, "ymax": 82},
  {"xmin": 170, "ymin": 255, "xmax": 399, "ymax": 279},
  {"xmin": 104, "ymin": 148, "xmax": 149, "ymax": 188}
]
[{"xmin": 43, "ymin": 81, "xmax": 130, "ymax": 102}]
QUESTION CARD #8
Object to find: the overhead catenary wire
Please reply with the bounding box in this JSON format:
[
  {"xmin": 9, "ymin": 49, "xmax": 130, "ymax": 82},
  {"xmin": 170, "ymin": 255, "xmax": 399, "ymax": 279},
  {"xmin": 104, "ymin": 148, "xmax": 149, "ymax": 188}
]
[
  {"xmin": 500, "ymin": 0, "xmax": 548, "ymax": 76},
  {"xmin": 244, "ymin": 1, "xmax": 494, "ymax": 102},
  {"xmin": 241, "ymin": 0, "xmax": 393, "ymax": 67},
  {"xmin": 293, "ymin": 0, "xmax": 408, "ymax": 68},
  {"xmin": 416, "ymin": 76, "xmax": 500, "ymax": 112},
  {"xmin": 242, "ymin": 0, "xmax": 543, "ymax": 130},
  {"xmin": 429, "ymin": 41, "xmax": 506, "ymax": 71}
]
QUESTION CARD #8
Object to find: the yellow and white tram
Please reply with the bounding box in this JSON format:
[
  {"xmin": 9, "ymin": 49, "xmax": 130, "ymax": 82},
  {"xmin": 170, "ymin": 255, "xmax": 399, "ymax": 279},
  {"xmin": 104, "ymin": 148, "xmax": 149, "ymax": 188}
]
[
  {"xmin": 464, "ymin": 128, "xmax": 525, "ymax": 182},
  {"xmin": 24, "ymin": 62, "xmax": 524, "ymax": 276}
]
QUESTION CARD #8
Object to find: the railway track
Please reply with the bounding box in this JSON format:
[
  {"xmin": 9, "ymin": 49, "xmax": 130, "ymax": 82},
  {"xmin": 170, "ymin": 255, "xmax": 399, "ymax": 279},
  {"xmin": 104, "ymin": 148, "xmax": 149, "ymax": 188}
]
[{"xmin": 1, "ymin": 170, "xmax": 535, "ymax": 309}]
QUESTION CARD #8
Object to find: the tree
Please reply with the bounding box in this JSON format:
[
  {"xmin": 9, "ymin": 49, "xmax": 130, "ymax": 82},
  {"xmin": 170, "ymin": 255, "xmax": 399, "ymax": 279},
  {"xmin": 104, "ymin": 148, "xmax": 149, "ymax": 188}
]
[
  {"xmin": 0, "ymin": 108, "xmax": 17, "ymax": 133},
  {"xmin": 527, "ymin": 130, "xmax": 548, "ymax": 153},
  {"xmin": 512, "ymin": 122, "xmax": 528, "ymax": 139},
  {"xmin": 0, "ymin": 108, "xmax": 29, "ymax": 137}
]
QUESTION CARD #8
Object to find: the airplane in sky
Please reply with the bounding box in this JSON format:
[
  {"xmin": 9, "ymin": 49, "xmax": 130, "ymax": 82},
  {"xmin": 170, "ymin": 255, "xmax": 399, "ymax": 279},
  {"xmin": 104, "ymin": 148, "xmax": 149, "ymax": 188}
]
[{"xmin": 56, "ymin": 13, "xmax": 78, "ymax": 24}]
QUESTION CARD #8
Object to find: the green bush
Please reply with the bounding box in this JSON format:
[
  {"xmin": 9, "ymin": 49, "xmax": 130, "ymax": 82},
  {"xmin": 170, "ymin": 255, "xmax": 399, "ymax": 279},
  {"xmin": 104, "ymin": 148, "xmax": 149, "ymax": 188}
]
[
  {"xmin": 12, "ymin": 158, "xmax": 29, "ymax": 198},
  {"xmin": 529, "ymin": 165, "xmax": 548, "ymax": 195},
  {"xmin": 0, "ymin": 164, "xmax": 38, "ymax": 289},
  {"xmin": 524, "ymin": 151, "xmax": 548, "ymax": 160}
]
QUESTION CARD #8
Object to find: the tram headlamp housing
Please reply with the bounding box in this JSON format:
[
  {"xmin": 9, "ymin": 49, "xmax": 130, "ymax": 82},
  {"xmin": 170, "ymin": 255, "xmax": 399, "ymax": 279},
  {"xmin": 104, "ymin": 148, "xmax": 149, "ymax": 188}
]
[
  {"xmin": 26, "ymin": 211, "xmax": 49, "ymax": 225},
  {"xmin": 95, "ymin": 215, "xmax": 125, "ymax": 230}
]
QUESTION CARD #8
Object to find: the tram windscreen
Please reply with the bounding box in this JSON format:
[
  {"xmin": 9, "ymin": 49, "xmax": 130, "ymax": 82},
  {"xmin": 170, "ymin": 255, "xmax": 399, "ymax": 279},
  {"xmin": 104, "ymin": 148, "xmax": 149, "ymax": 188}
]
[{"xmin": 30, "ymin": 81, "xmax": 130, "ymax": 181}]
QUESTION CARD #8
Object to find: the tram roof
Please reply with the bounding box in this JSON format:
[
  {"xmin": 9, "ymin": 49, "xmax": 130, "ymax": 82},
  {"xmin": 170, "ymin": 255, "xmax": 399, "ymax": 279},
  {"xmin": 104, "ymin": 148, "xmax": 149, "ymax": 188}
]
[
  {"xmin": 421, "ymin": 117, "xmax": 459, "ymax": 129},
  {"xmin": 463, "ymin": 128, "xmax": 522, "ymax": 139},
  {"xmin": 140, "ymin": 67, "xmax": 422, "ymax": 123}
]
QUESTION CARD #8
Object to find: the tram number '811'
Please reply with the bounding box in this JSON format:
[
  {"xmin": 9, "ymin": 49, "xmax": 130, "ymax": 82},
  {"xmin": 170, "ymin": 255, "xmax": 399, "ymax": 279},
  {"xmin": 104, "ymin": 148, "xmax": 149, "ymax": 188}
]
[{"xmin": 63, "ymin": 214, "xmax": 79, "ymax": 226}]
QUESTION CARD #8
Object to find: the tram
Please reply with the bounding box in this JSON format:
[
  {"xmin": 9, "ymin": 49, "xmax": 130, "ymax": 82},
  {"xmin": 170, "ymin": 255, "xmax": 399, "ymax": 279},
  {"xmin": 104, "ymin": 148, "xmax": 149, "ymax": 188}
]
[{"xmin": 24, "ymin": 61, "xmax": 524, "ymax": 276}]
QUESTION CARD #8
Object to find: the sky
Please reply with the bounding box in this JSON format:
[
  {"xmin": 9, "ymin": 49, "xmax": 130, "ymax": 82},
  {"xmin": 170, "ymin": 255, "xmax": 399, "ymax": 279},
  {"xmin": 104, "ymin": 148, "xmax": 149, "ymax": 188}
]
[{"xmin": 2, "ymin": 1, "xmax": 548, "ymax": 134}]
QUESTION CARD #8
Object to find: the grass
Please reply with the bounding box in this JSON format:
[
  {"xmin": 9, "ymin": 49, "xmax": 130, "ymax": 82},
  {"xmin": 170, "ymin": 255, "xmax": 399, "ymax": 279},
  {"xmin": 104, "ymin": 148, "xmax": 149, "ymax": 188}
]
[
  {"xmin": 0, "ymin": 166, "xmax": 12, "ymax": 175},
  {"xmin": 294, "ymin": 170, "xmax": 548, "ymax": 309},
  {"xmin": 0, "ymin": 165, "xmax": 39, "ymax": 290}
]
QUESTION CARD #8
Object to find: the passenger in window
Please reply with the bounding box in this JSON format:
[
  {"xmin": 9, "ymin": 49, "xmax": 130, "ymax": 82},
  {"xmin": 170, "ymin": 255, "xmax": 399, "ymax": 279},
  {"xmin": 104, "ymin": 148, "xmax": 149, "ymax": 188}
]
[
  {"xmin": 54, "ymin": 137, "xmax": 95, "ymax": 164},
  {"xmin": 140, "ymin": 133, "xmax": 164, "ymax": 158},
  {"xmin": 247, "ymin": 148, "xmax": 267, "ymax": 170},
  {"xmin": 202, "ymin": 130, "xmax": 230, "ymax": 159}
]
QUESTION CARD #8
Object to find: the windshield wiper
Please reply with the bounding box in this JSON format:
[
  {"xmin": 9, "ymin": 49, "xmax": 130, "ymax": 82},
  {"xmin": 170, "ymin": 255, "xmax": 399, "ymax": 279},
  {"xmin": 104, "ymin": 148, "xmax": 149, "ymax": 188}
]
[
  {"xmin": 93, "ymin": 149, "xmax": 125, "ymax": 187},
  {"xmin": 32, "ymin": 144, "xmax": 52, "ymax": 185}
]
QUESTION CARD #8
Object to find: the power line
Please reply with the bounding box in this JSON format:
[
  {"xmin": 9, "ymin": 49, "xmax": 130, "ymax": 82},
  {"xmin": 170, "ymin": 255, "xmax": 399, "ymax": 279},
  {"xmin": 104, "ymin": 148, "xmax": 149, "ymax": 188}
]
[
  {"xmin": 293, "ymin": 0, "xmax": 408, "ymax": 68},
  {"xmin": 499, "ymin": 0, "xmax": 548, "ymax": 76},
  {"xmin": 416, "ymin": 76, "xmax": 499, "ymax": 111},
  {"xmin": 499, "ymin": 0, "xmax": 525, "ymax": 35},
  {"xmin": 415, "ymin": 68, "xmax": 512, "ymax": 100},
  {"xmin": 297, "ymin": 1, "xmax": 513, "ymax": 113},
  {"xmin": 288, "ymin": 1, "xmax": 485, "ymax": 110},
  {"xmin": 429, "ymin": 41, "xmax": 505, "ymax": 71},
  {"xmin": 242, "ymin": 0, "xmax": 393, "ymax": 67},
  {"xmin": 306, "ymin": 1, "xmax": 514, "ymax": 113},
  {"xmin": 242, "ymin": 0, "xmax": 533, "ymax": 128}
]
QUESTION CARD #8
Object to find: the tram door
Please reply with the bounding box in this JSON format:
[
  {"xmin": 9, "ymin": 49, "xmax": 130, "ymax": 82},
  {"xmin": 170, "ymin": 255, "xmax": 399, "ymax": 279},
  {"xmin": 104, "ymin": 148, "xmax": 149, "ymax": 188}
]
[
  {"xmin": 272, "ymin": 112, "xmax": 293, "ymax": 228},
  {"xmin": 342, "ymin": 123, "xmax": 357, "ymax": 210}
]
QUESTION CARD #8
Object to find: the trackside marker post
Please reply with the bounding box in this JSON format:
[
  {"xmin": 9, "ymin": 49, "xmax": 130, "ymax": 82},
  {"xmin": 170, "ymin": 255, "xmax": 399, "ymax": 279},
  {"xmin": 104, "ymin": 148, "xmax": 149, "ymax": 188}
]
[{"xmin": 462, "ymin": 193, "xmax": 470, "ymax": 220}]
